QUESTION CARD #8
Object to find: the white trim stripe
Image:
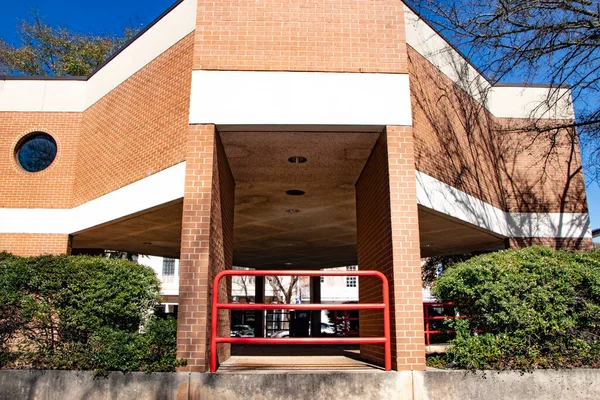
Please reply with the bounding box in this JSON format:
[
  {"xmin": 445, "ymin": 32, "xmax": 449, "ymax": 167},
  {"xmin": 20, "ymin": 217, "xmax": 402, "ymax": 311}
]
[
  {"xmin": 0, "ymin": 0, "xmax": 196, "ymax": 113},
  {"xmin": 85, "ymin": 0, "xmax": 196, "ymax": 109},
  {"xmin": 0, "ymin": 163, "xmax": 590, "ymax": 240},
  {"xmin": 0, "ymin": 162, "xmax": 186, "ymax": 235},
  {"xmin": 416, "ymin": 170, "xmax": 592, "ymax": 239},
  {"xmin": 189, "ymin": 70, "xmax": 413, "ymax": 126}
]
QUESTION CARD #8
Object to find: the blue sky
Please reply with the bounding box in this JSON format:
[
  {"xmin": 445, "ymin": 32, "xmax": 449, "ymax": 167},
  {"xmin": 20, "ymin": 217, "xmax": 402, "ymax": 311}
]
[
  {"xmin": 1, "ymin": 0, "xmax": 598, "ymax": 239},
  {"xmin": 0, "ymin": 0, "xmax": 173, "ymax": 45}
]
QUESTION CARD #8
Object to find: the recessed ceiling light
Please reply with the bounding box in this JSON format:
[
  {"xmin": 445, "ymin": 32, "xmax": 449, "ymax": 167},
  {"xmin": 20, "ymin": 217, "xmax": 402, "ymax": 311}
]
[
  {"xmin": 286, "ymin": 189, "xmax": 305, "ymax": 196},
  {"xmin": 284, "ymin": 262, "xmax": 293, "ymax": 266},
  {"xmin": 288, "ymin": 156, "xmax": 307, "ymax": 164},
  {"xmin": 286, "ymin": 209, "xmax": 300, "ymax": 213}
]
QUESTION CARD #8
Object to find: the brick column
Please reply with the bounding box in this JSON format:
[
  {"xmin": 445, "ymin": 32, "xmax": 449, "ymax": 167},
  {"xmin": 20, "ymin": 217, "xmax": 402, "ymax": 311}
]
[
  {"xmin": 355, "ymin": 126, "xmax": 425, "ymax": 371},
  {"xmin": 0, "ymin": 234, "xmax": 71, "ymax": 256},
  {"xmin": 177, "ymin": 124, "xmax": 235, "ymax": 372}
]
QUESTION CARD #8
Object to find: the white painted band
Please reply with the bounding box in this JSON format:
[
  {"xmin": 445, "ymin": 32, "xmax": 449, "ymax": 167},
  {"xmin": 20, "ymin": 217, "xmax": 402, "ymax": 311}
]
[
  {"xmin": 0, "ymin": 163, "xmax": 589, "ymax": 240},
  {"xmin": 404, "ymin": 5, "xmax": 575, "ymax": 120},
  {"xmin": 0, "ymin": 0, "xmax": 196, "ymax": 113},
  {"xmin": 0, "ymin": 162, "xmax": 186, "ymax": 235},
  {"xmin": 416, "ymin": 170, "xmax": 592, "ymax": 239},
  {"xmin": 189, "ymin": 70, "xmax": 413, "ymax": 126}
]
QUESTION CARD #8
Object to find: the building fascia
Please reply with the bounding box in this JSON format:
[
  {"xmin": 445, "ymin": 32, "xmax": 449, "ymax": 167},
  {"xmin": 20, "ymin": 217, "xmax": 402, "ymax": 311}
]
[
  {"xmin": 0, "ymin": 0, "xmax": 196, "ymax": 113},
  {"xmin": 0, "ymin": 162, "xmax": 590, "ymax": 240},
  {"xmin": 189, "ymin": 70, "xmax": 413, "ymax": 127}
]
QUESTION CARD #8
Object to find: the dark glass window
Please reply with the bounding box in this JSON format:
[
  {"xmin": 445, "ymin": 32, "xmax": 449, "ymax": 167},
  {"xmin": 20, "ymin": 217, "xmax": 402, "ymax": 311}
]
[
  {"xmin": 162, "ymin": 258, "xmax": 176, "ymax": 276},
  {"xmin": 16, "ymin": 133, "xmax": 57, "ymax": 172}
]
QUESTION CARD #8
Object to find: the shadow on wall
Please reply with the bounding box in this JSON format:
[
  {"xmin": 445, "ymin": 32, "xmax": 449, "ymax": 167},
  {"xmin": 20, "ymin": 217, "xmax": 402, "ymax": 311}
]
[{"xmin": 408, "ymin": 47, "xmax": 589, "ymax": 246}]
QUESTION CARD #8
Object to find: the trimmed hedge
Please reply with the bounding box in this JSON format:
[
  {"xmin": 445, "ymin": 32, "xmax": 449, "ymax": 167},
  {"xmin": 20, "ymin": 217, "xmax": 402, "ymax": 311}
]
[
  {"xmin": 432, "ymin": 246, "xmax": 600, "ymax": 370},
  {"xmin": 0, "ymin": 252, "xmax": 185, "ymax": 372}
]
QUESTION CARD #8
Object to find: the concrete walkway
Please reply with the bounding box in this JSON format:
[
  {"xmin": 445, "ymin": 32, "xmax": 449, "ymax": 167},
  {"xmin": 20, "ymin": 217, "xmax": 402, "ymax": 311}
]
[{"xmin": 219, "ymin": 344, "xmax": 383, "ymax": 372}]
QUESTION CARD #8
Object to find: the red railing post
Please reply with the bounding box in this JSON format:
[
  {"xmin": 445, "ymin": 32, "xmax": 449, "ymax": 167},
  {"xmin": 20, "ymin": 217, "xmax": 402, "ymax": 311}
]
[
  {"xmin": 209, "ymin": 270, "xmax": 391, "ymax": 372},
  {"xmin": 424, "ymin": 303, "xmax": 430, "ymax": 346}
]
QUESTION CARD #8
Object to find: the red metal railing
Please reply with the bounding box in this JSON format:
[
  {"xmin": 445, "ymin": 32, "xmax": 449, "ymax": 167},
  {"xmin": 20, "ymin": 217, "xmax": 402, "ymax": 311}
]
[
  {"xmin": 423, "ymin": 302, "xmax": 466, "ymax": 346},
  {"xmin": 333, "ymin": 309, "xmax": 359, "ymax": 337},
  {"xmin": 210, "ymin": 270, "xmax": 391, "ymax": 372}
]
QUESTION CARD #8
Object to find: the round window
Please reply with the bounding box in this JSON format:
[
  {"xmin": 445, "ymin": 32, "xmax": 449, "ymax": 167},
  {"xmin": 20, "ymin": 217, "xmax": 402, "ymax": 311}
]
[{"xmin": 15, "ymin": 133, "xmax": 57, "ymax": 173}]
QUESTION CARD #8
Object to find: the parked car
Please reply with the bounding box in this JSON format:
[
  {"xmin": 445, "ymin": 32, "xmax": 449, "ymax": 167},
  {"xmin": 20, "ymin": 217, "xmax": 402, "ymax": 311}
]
[
  {"xmin": 230, "ymin": 324, "xmax": 255, "ymax": 337},
  {"xmin": 268, "ymin": 323, "xmax": 335, "ymax": 338},
  {"xmin": 270, "ymin": 330, "xmax": 289, "ymax": 338}
]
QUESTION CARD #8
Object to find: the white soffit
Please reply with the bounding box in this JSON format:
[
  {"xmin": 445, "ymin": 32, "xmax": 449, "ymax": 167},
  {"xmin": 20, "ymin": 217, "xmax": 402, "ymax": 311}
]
[
  {"xmin": 404, "ymin": 5, "xmax": 575, "ymax": 120},
  {"xmin": 0, "ymin": 80, "xmax": 86, "ymax": 112},
  {"xmin": 189, "ymin": 70, "xmax": 413, "ymax": 126},
  {"xmin": 416, "ymin": 170, "xmax": 592, "ymax": 239},
  {"xmin": 0, "ymin": 0, "xmax": 196, "ymax": 113},
  {"xmin": 0, "ymin": 162, "xmax": 186, "ymax": 235},
  {"xmin": 487, "ymin": 86, "xmax": 575, "ymax": 120}
]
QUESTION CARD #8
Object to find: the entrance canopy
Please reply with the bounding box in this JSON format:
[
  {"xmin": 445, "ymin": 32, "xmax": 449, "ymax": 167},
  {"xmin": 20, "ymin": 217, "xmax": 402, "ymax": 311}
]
[{"xmin": 71, "ymin": 129, "xmax": 505, "ymax": 264}]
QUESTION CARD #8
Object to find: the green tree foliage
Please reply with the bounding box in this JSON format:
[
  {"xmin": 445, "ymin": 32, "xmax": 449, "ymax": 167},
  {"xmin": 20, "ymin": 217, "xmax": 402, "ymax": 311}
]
[
  {"xmin": 421, "ymin": 253, "xmax": 474, "ymax": 286},
  {"xmin": 0, "ymin": 15, "xmax": 137, "ymax": 76},
  {"xmin": 433, "ymin": 247, "xmax": 600, "ymax": 369},
  {"xmin": 0, "ymin": 253, "xmax": 184, "ymax": 372}
]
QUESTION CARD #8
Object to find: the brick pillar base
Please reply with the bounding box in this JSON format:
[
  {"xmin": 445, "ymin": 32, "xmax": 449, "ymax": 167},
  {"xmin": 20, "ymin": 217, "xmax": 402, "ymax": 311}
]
[
  {"xmin": 177, "ymin": 124, "xmax": 235, "ymax": 372},
  {"xmin": 0, "ymin": 234, "xmax": 71, "ymax": 256},
  {"xmin": 356, "ymin": 126, "xmax": 425, "ymax": 371}
]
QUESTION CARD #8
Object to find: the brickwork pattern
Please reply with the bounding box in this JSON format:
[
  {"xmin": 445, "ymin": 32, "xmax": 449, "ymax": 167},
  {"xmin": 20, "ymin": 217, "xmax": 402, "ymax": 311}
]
[
  {"xmin": 0, "ymin": 112, "xmax": 81, "ymax": 208},
  {"xmin": 356, "ymin": 127, "xmax": 425, "ymax": 371},
  {"xmin": 177, "ymin": 125, "xmax": 235, "ymax": 372},
  {"xmin": 73, "ymin": 34, "xmax": 194, "ymax": 206},
  {"xmin": 408, "ymin": 46, "xmax": 589, "ymax": 216},
  {"xmin": 508, "ymin": 237, "xmax": 593, "ymax": 251},
  {"xmin": 194, "ymin": 0, "xmax": 408, "ymax": 73},
  {"xmin": 497, "ymin": 119, "xmax": 588, "ymax": 214},
  {"xmin": 0, "ymin": 234, "xmax": 70, "ymax": 256}
]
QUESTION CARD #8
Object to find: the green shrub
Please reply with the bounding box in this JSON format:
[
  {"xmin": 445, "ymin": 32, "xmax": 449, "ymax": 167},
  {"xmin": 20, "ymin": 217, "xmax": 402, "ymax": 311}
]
[
  {"xmin": 433, "ymin": 247, "xmax": 600, "ymax": 369},
  {"xmin": 0, "ymin": 253, "xmax": 185, "ymax": 372}
]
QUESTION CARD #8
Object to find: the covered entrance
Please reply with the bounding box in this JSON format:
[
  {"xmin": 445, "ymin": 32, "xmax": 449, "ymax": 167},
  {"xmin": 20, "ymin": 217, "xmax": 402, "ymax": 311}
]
[{"xmin": 68, "ymin": 125, "xmax": 507, "ymax": 372}]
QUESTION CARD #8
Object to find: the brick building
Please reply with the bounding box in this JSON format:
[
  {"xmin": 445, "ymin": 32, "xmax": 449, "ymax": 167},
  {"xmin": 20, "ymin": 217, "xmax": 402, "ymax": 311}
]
[{"xmin": 0, "ymin": 0, "xmax": 592, "ymax": 372}]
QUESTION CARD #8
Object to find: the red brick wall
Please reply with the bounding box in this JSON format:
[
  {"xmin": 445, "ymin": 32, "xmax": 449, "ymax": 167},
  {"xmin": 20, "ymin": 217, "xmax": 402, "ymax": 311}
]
[
  {"xmin": 356, "ymin": 127, "xmax": 425, "ymax": 371},
  {"xmin": 73, "ymin": 34, "xmax": 194, "ymax": 206},
  {"xmin": 0, "ymin": 112, "xmax": 81, "ymax": 208},
  {"xmin": 408, "ymin": 46, "xmax": 589, "ymax": 217},
  {"xmin": 498, "ymin": 119, "xmax": 588, "ymax": 214},
  {"xmin": 0, "ymin": 234, "xmax": 70, "ymax": 256},
  {"xmin": 177, "ymin": 125, "xmax": 235, "ymax": 372},
  {"xmin": 194, "ymin": 0, "xmax": 408, "ymax": 73},
  {"xmin": 508, "ymin": 237, "xmax": 593, "ymax": 251}
]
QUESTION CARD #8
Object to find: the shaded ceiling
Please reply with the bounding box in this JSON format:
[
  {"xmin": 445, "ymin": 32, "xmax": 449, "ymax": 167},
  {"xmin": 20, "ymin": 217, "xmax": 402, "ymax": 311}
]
[
  {"xmin": 71, "ymin": 200, "xmax": 183, "ymax": 259},
  {"xmin": 418, "ymin": 206, "xmax": 506, "ymax": 257},
  {"xmin": 69, "ymin": 131, "xmax": 507, "ymax": 266},
  {"xmin": 220, "ymin": 130, "xmax": 381, "ymax": 269}
]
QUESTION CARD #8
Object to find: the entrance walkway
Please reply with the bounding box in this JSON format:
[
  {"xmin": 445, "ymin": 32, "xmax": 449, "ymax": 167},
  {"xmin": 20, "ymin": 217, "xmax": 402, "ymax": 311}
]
[{"xmin": 218, "ymin": 345, "xmax": 383, "ymax": 372}]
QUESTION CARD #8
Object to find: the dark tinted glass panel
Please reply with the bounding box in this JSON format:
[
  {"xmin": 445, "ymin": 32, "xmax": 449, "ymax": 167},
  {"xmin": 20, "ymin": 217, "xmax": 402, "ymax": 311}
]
[{"xmin": 16, "ymin": 133, "xmax": 57, "ymax": 172}]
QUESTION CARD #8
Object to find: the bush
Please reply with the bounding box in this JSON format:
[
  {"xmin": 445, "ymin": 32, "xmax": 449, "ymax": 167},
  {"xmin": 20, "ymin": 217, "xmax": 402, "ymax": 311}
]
[
  {"xmin": 433, "ymin": 247, "xmax": 600, "ymax": 370},
  {"xmin": 0, "ymin": 253, "xmax": 185, "ymax": 372}
]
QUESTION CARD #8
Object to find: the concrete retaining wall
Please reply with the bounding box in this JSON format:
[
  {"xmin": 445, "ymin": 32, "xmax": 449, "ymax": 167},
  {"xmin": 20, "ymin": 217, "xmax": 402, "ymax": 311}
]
[{"xmin": 1, "ymin": 369, "xmax": 599, "ymax": 400}]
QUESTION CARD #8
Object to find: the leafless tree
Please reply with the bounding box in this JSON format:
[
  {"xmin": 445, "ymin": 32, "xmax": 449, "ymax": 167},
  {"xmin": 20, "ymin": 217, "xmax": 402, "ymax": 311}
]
[
  {"xmin": 408, "ymin": 0, "xmax": 600, "ymax": 183},
  {"xmin": 266, "ymin": 276, "xmax": 298, "ymax": 304},
  {"xmin": 232, "ymin": 267, "xmax": 254, "ymax": 303}
]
